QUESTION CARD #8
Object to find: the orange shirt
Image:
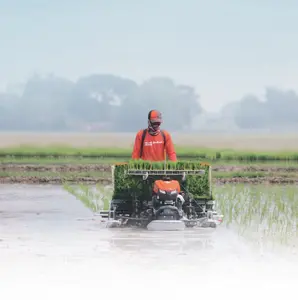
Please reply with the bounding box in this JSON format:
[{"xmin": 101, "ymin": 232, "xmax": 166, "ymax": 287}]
[{"xmin": 132, "ymin": 129, "xmax": 177, "ymax": 161}]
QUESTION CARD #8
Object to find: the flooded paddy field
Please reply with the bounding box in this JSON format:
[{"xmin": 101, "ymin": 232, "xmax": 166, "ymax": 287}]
[{"xmin": 0, "ymin": 184, "xmax": 298, "ymax": 299}]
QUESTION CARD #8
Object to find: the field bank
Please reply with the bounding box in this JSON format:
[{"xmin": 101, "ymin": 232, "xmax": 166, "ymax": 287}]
[
  {"xmin": 1, "ymin": 131, "xmax": 298, "ymax": 150},
  {"xmin": 1, "ymin": 132, "xmax": 298, "ymax": 184},
  {"xmin": 1, "ymin": 162, "xmax": 298, "ymax": 184}
]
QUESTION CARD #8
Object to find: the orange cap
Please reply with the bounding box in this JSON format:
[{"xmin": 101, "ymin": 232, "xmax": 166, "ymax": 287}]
[{"xmin": 148, "ymin": 110, "xmax": 162, "ymax": 122}]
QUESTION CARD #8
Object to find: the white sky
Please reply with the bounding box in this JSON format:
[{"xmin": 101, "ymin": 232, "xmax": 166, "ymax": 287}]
[{"xmin": 1, "ymin": 0, "xmax": 298, "ymax": 112}]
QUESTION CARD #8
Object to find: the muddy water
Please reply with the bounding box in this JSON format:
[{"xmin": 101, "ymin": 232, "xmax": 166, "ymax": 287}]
[{"xmin": 0, "ymin": 185, "xmax": 297, "ymax": 300}]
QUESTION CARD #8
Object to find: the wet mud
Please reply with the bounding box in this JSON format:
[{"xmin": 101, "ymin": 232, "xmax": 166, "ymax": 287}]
[
  {"xmin": 1, "ymin": 163, "xmax": 298, "ymax": 173},
  {"xmin": 213, "ymin": 165, "xmax": 298, "ymax": 172},
  {"xmin": 0, "ymin": 176, "xmax": 111, "ymax": 184},
  {"xmin": 0, "ymin": 174, "xmax": 297, "ymax": 185},
  {"xmin": 0, "ymin": 163, "xmax": 112, "ymax": 172},
  {"xmin": 1, "ymin": 164, "xmax": 298, "ymax": 184},
  {"xmin": 216, "ymin": 177, "xmax": 298, "ymax": 184}
]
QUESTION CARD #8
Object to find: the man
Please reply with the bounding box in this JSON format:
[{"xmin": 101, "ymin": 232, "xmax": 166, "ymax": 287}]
[{"xmin": 131, "ymin": 109, "xmax": 177, "ymax": 161}]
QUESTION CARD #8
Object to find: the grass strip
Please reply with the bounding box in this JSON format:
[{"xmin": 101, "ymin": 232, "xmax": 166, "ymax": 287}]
[
  {"xmin": 1, "ymin": 145, "xmax": 298, "ymax": 162},
  {"xmin": 1, "ymin": 157, "xmax": 298, "ymax": 167}
]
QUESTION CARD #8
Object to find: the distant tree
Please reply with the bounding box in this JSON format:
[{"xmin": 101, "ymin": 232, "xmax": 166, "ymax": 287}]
[
  {"xmin": 265, "ymin": 87, "xmax": 298, "ymax": 125},
  {"xmin": 232, "ymin": 88, "xmax": 298, "ymax": 129},
  {"xmin": 133, "ymin": 77, "xmax": 202, "ymax": 131},
  {"xmin": 68, "ymin": 74, "xmax": 138, "ymax": 126},
  {"xmin": 0, "ymin": 73, "xmax": 210, "ymax": 132},
  {"xmin": 234, "ymin": 95, "xmax": 268, "ymax": 129},
  {"xmin": 15, "ymin": 74, "xmax": 73, "ymax": 130}
]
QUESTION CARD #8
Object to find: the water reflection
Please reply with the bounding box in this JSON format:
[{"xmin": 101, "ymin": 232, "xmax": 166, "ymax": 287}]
[{"xmin": 102, "ymin": 229, "xmax": 216, "ymax": 253}]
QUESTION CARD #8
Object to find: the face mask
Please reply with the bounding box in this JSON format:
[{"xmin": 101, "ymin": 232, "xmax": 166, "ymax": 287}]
[{"xmin": 148, "ymin": 120, "xmax": 161, "ymax": 135}]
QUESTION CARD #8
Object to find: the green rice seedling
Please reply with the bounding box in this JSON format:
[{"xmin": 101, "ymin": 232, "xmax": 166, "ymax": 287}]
[
  {"xmin": 112, "ymin": 160, "xmax": 211, "ymax": 199},
  {"xmin": 2, "ymin": 144, "xmax": 298, "ymax": 162},
  {"xmin": 64, "ymin": 183, "xmax": 113, "ymax": 212},
  {"xmin": 64, "ymin": 184, "xmax": 98, "ymax": 212},
  {"xmin": 214, "ymin": 184, "xmax": 298, "ymax": 246},
  {"xmin": 94, "ymin": 184, "xmax": 113, "ymax": 210}
]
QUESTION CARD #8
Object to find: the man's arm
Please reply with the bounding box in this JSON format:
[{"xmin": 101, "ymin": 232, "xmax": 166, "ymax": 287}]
[
  {"xmin": 164, "ymin": 131, "xmax": 177, "ymax": 161},
  {"xmin": 131, "ymin": 130, "xmax": 142, "ymax": 159}
]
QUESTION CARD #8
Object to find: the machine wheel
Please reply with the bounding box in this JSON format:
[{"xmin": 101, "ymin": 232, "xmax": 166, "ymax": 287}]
[
  {"xmin": 210, "ymin": 222, "xmax": 217, "ymax": 228},
  {"xmin": 207, "ymin": 210, "xmax": 213, "ymax": 219}
]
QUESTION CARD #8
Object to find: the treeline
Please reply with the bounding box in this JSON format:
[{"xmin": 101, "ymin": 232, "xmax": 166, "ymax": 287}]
[
  {"xmin": 0, "ymin": 73, "xmax": 298, "ymax": 131},
  {"xmin": 230, "ymin": 88, "xmax": 298, "ymax": 129},
  {"xmin": 0, "ymin": 74, "xmax": 202, "ymax": 132}
]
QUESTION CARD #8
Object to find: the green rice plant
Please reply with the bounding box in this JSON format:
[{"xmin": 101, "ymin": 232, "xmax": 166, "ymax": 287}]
[
  {"xmin": 95, "ymin": 184, "xmax": 113, "ymax": 210},
  {"xmin": 2, "ymin": 145, "xmax": 298, "ymax": 162},
  {"xmin": 64, "ymin": 183, "xmax": 113, "ymax": 212},
  {"xmin": 213, "ymin": 184, "xmax": 298, "ymax": 245},
  {"xmin": 112, "ymin": 160, "xmax": 211, "ymax": 199}
]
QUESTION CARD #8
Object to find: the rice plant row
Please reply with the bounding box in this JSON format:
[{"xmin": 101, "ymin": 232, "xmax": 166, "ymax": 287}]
[{"xmin": 2, "ymin": 145, "xmax": 298, "ymax": 161}]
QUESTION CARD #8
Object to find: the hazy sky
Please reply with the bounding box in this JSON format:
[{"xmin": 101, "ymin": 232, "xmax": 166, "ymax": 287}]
[{"xmin": 1, "ymin": 0, "xmax": 298, "ymax": 112}]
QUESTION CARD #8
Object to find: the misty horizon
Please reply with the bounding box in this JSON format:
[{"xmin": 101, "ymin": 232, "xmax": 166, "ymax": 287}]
[
  {"xmin": 2, "ymin": 71, "xmax": 298, "ymax": 114},
  {"xmin": 0, "ymin": 72, "xmax": 298, "ymax": 133}
]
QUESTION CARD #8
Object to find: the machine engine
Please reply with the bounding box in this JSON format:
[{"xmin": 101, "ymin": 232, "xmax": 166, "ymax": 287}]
[{"xmin": 151, "ymin": 178, "xmax": 184, "ymax": 220}]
